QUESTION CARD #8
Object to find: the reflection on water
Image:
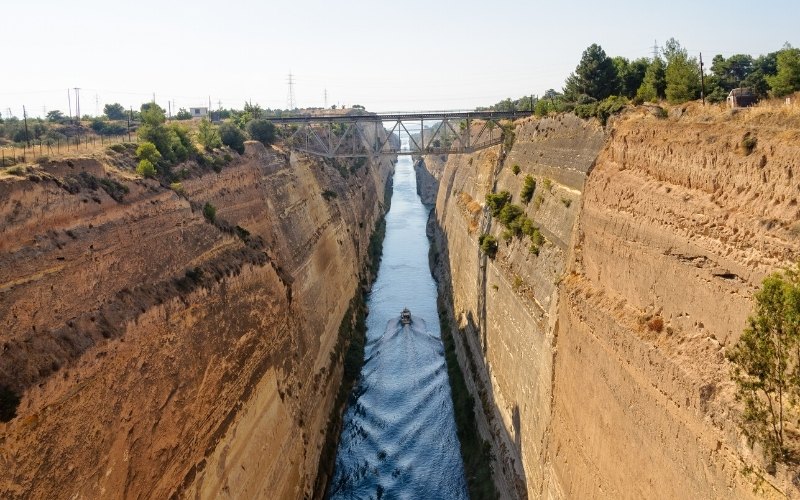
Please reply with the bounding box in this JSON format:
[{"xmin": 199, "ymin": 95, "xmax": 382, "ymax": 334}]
[{"xmin": 328, "ymin": 149, "xmax": 467, "ymax": 499}]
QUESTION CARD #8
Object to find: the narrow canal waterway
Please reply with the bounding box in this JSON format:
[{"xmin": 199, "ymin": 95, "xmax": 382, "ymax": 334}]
[{"xmin": 328, "ymin": 144, "xmax": 468, "ymax": 499}]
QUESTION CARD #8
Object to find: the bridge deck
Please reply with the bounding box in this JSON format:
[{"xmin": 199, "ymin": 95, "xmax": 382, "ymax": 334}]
[{"xmin": 269, "ymin": 110, "xmax": 527, "ymax": 123}]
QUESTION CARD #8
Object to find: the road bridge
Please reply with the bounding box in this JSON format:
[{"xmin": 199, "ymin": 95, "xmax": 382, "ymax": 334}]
[{"xmin": 269, "ymin": 110, "xmax": 528, "ymax": 158}]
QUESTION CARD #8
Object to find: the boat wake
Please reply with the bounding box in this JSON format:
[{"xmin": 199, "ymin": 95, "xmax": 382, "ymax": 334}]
[{"xmin": 329, "ymin": 314, "xmax": 467, "ymax": 500}]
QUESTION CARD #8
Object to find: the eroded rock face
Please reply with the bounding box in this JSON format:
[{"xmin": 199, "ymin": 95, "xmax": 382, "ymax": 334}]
[
  {"xmin": 0, "ymin": 141, "xmax": 392, "ymax": 499},
  {"xmin": 425, "ymin": 107, "xmax": 800, "ymax": 499}
]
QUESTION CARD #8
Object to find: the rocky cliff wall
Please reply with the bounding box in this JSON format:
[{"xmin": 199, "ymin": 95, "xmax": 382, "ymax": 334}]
[
  {"xmin": 426, "ymin": 114, "xmax": 605, "ymax": 499},
  {"xmin": 423, "ymin": 105, "xmax": 800, "ymax": 499},
  {"xmin": 0, "ymin": 139, "xmax": 392, "ymax": 499}
]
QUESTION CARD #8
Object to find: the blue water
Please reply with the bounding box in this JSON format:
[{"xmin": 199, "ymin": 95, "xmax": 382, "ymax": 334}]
[{"xmin": 328, "ymin": 148, "xmax": 468, "ymax": 499}]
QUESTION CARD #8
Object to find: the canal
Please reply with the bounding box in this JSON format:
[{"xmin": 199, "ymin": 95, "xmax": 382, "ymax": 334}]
[{"xmin": 328, "ymin": 142, "xmax": 468, "ymax": 499}]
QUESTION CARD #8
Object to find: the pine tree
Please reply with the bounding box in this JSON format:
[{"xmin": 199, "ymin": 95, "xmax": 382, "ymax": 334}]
[
  {"xmin": 767, "ymin": 45, "xmax": 800, "ymax": 97},
  {"xmin": 563, "ymin": 44, "xmax": 621, "ymax": 101},
  {"xmin": 636, "ymin": 58, "xmax": 667, "ymax": 102},
  {"xmin": 727, "ymin": 264, "xmax": 800, "ymax": 464},
  {"xmin": 663, "ymin": 38, "xmax": 701, "ymax": 103}
]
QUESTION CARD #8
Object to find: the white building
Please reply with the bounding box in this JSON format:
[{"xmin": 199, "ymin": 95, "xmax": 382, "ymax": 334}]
[{"xmin": 190, "ymin": 107, "xmax": 208, "ymax": 118}]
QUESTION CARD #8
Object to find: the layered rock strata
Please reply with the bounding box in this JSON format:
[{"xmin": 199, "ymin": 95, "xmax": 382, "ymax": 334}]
[
  {"xmin": 0, "ymin": 140, "xmax": 392, "ymax": 499},
  {"xmin": 423, "ymin": 106, "xmax": 800, "ymax": 499}
]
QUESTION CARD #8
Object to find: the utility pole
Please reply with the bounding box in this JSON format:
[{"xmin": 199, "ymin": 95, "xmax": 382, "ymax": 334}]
[
  {"xmin": 168, "ymin": 100, "xmax": 171, "ymax": 119},
  {"xmin": 23, "ymin": 106, "xmax": 30, "ymax": 146},
  {"xmin": 67, "ymin": 89, "xmax": 72, "ymax": 123},
  {"xmin": 128, "ymin": 107, "xmax": 132, "ymax": 142},
  {"xmin": 74, "ymin": 88, "xmax": 81, "ymax": 121},
  {"xmin": 699, "ymin": 52, "xmax": 706, "ymax": 106},
  {"xmin": 95, "ymin": 93, "xmax": 99, "ymax": 116},
  {"xmin": 287, "ymin": 72, "xmax": 296, "ymax": 110},
  {"xmin": 324, "ymin": 88, "xmax": 328, "ymax": 109},
  {"xmin": 652, "ymin": 40, "xmax": 660, "ymax": 59}
]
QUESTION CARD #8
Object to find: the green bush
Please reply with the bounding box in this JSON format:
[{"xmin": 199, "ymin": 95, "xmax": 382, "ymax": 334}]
[
  {"xmin": 203, "ymin": 202, "xmax": 217, "ymax": 222},
  {"xmin": 246, "ymin": 119, "xmax": 276, "ymax": 146},
  {"xmin": 220, "ymin": 122, "xmax": 246, "ymax": 154},
  {"xmin": 511, "ymin": 164, "xmax": 521, "ymax": 175},
  {"xmin": 104, "ymin": 103, "xmax": 127, "ymax": 120},
  {"xmin": 520, "ymin": 175, "xmax": 536, "ymax": 204},
  {"xmin": 136, "ymin": 159, "xmax": 156, "ymax": 178},
  {"xmin": 727, "ymin": 264, "xmax": 800, "ymax": 464},
  {"xmin": 478, "ymin": 234, "xmax": 498, "ymax": 259},
  {"xmin": 498, "ymin": 203, "xmax": 524, "ymax": 227},
  {"xmin": 485, "ymin": 191, "xmax": 511, "ymax": 217},
  {"xmin": 136, "ymin": 141, "xmax": 161, "ymax": 163},
  {"xmin": 175, "ymin": 108, "xmax": 192, "ymax": 120},
  {"xmin": 197, "ymin": 118, "xmax": 222, "ymax": 151},
  {"xmin": 766, "ymin": 46, "xmax": 800, "ymax": 97}
]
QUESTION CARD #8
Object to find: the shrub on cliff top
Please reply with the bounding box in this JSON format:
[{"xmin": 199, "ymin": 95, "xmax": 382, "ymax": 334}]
[
  {"xmin": 246, "ymin": 119, "xmax": 276, "ymax": 146},
  {"xmin": 197, "ymin": 118, "xmax": 222, "ymax": 151},
  {"xmin": 136, "ymin": 159, "xmax": 156, "ymax": 178},
  {"xmin": 136, "ymin": 141, "xmax": 161, "ymax": 163},
  {"xmin": 220, "ymin": 122, "xmax": 246, "ymax": 154},
  {"xmin": 727, "ymin": 264, "xmax": 800, "ymax": 465}
]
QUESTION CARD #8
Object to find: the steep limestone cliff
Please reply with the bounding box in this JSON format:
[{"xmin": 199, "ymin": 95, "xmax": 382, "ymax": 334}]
[
  {"xmin": 0, "ymin": 139, "xmax": 392, "ymax": 499},
  {"xmin": 423, "ymin": 105, "xmax": 800, "ymax": 499}
]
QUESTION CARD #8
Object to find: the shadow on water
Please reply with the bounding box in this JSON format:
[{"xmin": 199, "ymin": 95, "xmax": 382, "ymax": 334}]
[{"xmin": 328, "ymin": 150, "xmax": 468, "ymax": 499}]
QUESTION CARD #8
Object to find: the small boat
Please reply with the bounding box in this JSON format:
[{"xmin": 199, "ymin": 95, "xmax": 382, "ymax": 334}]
[{"xmin": 400, "ymin": 308, "xmax": 412, "ymax": 325}]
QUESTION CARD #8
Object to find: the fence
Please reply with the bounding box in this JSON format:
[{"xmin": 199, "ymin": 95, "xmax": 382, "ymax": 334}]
[{"xmin": 0, "ymin": 134, "xmax": 138, "ymax": 167}]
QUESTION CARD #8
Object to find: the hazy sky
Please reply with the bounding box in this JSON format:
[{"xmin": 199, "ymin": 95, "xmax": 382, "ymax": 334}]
[{"xmin": 2, "ymin": 0, "xmax": 798, "ymax": 117}]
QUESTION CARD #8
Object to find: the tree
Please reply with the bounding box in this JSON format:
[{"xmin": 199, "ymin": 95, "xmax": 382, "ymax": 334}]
[
  {"xmin": 136, "ymin": 159, "xmax": 157, "ymax": 178},
  {"xmin": 767, "ymin": 45, "xmax": 800, "ymax": 97},
  {"xmin": 614, "ymin": 57, "xmax": 649, "ymax": 98},
  {"xmin": 246, "ymin": 119, "xmax": 276, "ymax": 146},
  {"xmin": 175, "ymin": 108, "xmax": 192, "ymax": 120},
  {"xmin": 664, "ymin": 38, "xmax": 701, "ymax": 103},
  {"xmin": 563, "ymin": 44, "xmax": 621, "ymax": 101},
  {"xmin": 104, "ymin": 103, "xmax": 126, "ymax": 120},
  {"xmin": 137, "ymin": 105, "xmax": 193, "ymax": 163},
  {"xmin": 707, "ymin": 54, "xmax": 756, "ymax": 102},
  {"xmin": 219, "ymin": 122, "xmax": 246, "ymax": 154},
  {"xmin": 636, "ymin": 57, "xmax": 667, "ymax": 102},
  {"xmin": 744, "ymin": 52, "xmax": 779, "ymax": 98},
  {"xmin": 136, "ymin": 141, "xmax": 162, "ymax": 163},
  {"xmin": 727, "ymin": 264, "xmax": 800, "ymax": 464},
  {"xmin": 197, "ymin": 118, "xmax": 221, "ymax": 150},
  {"xmin": 46, "ymin": 110, "xmax": 65, "ymax": 122}
]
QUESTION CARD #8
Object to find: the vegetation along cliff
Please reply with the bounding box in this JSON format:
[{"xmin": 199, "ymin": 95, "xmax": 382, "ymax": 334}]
[
  {"xmin": 420, "ymin": 101, "xmax": 800, "ymax": 499},
  {"xmin": 0, "ymin": 123, "xmax": 393, "ymax": 498}
]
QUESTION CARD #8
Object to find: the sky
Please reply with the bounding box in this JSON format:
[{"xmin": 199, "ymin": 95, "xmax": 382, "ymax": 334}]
[{"xmin": 1, "ymin": 0, "xmax": 798, "ymax": 117}]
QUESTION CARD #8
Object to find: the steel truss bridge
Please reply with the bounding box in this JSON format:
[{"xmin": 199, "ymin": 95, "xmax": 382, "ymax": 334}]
[{"xmin": 269, "ymin": 110, "xmax": 528, "ymax": 158}]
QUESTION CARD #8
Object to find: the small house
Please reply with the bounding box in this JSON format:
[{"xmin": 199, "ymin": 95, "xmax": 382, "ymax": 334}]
[
  {"xmin": 190, "ymin": 107, "xmax": 208, "ymax": 118},
  {"xmin": 727, "ymin": 88, "xmax": 758, "ymax": 109}
]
